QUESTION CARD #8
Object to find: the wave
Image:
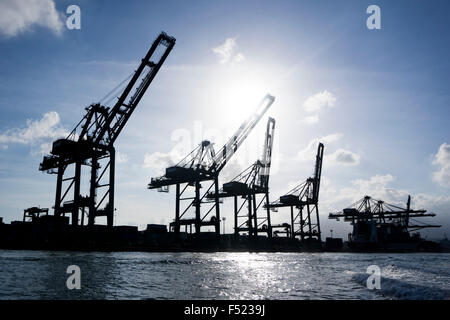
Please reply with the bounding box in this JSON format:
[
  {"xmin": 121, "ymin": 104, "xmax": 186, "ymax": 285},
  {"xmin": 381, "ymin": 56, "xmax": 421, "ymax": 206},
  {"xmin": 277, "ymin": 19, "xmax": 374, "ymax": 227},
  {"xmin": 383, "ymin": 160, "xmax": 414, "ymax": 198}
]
[
  {"xmin": 146, "ymin": 259, "xmax": 204, "ymax": 265},
  {"xmin": 390, "ymin": 261, "xmax": 450, "ymax": 278},
  {"xmin": 351, "ymin": 272, "xmax": 450, "ymax": 300}
]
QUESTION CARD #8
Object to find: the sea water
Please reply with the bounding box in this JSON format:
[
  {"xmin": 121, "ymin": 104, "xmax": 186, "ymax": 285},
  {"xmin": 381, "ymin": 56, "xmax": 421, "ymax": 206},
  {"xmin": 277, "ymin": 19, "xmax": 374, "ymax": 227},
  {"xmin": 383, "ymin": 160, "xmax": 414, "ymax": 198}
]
[{"xmin": 0, "ymin": 250, "xmax": 448, "ymax": 300}]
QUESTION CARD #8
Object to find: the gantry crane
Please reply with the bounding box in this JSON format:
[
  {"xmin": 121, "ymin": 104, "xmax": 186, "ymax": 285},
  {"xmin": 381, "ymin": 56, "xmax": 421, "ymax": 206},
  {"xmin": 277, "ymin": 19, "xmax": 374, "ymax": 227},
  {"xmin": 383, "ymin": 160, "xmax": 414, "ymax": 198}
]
[
  {"xmin": 39, "ymin": 32, "xmax": 175, "ymax": 227},
  {"xmin": 148, "ymin": 94, "xmax": 275, "ymax": 239},
  {"xmin": 23, "ymin": 207, "xmax": 49, "ymax": 222},
  {"xmin": 266, "ymin": 143, "xmax": 324, "ymax": 242},
  {"xmin": 206, "ymin": 117, "xmax": 275, "ymax": 239},
  {"xmin": 328, "ymin": 195, "xmax": 441, "ymax": 234}
]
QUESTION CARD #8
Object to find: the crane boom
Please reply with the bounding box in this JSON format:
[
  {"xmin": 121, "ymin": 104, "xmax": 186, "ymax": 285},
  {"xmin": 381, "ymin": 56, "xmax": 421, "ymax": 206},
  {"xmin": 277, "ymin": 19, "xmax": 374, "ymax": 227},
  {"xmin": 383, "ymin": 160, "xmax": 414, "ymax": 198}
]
[
  {"xmin": 65, "ymin": 32, "xmax": 175, "ymax": 147},
  {"xmin": 258, "ymin": 117, "xmax": 275, "ymax": 188},
  {"xmin": 95, "ymin": 33, "xmax": 175, "ymax": 146},
  {"xmin": 210, "ymin": 116, "xmax": 276, "ymax": 196},
  {"xmin": 212, "ymin": 94, "xmax": 275, "ymax": 173},
  {"xmin": 312, "ymin": 142, "xmax": 324, "ymax": 201}
]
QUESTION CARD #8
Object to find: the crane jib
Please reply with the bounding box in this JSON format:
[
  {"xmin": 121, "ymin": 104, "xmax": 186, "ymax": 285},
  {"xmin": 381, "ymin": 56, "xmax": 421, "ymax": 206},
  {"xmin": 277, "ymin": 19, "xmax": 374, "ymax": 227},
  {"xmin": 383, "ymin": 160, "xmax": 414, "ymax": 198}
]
[
  {"xmin": 213, "ymin": 94, "xmax": 275, "ymax": 173},
  {"xmin": 95, "ymin": 33, "xmax": 176, "ymax": 146}
]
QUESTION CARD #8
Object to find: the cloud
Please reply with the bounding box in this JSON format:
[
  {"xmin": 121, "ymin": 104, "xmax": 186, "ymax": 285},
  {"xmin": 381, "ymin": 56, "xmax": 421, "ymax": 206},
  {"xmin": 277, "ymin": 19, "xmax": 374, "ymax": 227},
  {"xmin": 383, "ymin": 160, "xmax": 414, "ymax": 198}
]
[
  {"xmin": 303, "ymin": 115, "xmax": 319, "ymax": 125},
  {"xmin": 212, "ymin": 37, "xmax": 245, "ymax": 64},
  {"xmin": 0, "ymin": 0, "xmax": 64, "ymax": 38},
  {"xmin": 297, "ymin": 133, "xmax": 343, "ymax": 161},
  {"xmin": 329, "ymin": 148, "xmax": 361, "ymax": 166},
  {"xmin": 233, "ymin": 53, "xmax": 245, "ymax": 63},
  {"xmin": 0, "ymin": 111, "xmax": 69, "ymax": 154},
  {"xmin": 324, "ymin": 173, "xmax": 438, "ymax": 213},
  {"xmin": 303, "ymin": 90, "xmax": 336, "ymax": 113},
  {"xmin": 143, "ymin": 151, "xmax": 175, "ymax": 175},
  {"xmin": 322, "ymin": 174, "xmax": 406, "ymax": 212},
  {"xmin": 350, "ymin": 174, "xmax": 396, "ymax": 198},
  {"xmin": 432, "ymin": 143, "xmax": 450, "ymax": 187},
  {"xmin": 219, "ymin": 159, "xmax": 244, "ymax": 182},
  {"xmin": 297, "ymin": 134, "xmax": 360, "ymax": 167},
  {"xmin": 37, "ymin": 142, "xmax": 52, "ymax": 155},
  {"xmin": 117, "ymin": 152, "xmax": 129, "ymax": 164},
  {"xmin": 413, "ymin": 193, "xmax": 450, "ymax": 212}
]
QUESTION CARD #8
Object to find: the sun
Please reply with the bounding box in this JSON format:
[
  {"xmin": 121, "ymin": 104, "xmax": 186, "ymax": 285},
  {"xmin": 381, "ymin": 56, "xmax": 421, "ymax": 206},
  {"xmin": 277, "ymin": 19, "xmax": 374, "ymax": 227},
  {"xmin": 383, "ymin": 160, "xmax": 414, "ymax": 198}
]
[{"xmin": 212, "ymin": 71, "xmax": 274, "ymax": 127}]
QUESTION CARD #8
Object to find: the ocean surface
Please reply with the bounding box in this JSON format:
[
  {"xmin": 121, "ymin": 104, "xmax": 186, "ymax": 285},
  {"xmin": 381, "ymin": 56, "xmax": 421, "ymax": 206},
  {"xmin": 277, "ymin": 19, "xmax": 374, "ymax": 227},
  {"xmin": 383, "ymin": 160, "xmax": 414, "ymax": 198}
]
[{"xmin": 0, "ymin": 250, "xmax": 449, "ymax": 300}]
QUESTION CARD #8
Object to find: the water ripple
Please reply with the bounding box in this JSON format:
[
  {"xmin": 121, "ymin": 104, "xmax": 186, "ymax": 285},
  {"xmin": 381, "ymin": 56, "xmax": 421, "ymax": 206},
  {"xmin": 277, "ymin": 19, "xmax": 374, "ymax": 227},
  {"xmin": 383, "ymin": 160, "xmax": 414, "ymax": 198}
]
[{"xmin": 0, "ymin": 250, "xmax": 448, "ymax": 299}]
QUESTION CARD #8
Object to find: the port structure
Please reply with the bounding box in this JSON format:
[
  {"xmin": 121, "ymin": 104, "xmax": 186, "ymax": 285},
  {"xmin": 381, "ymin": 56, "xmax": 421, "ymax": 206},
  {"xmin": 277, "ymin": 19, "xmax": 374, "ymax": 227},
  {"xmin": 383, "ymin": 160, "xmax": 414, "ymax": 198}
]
[
  {"xmin": 148, "ymin": 95, "xmax": 275, "ymax": 240},
  {"xmin": 206, "ymin": 117, "xmax": 276, "ymax": 239},
  {"xmin": 39, "ymin": 32, "xmax": 176, "ymax": 228},
  {"xmin": 23, "ymin": 207, "xmax": 49, "ymax": 222},
  {"xmin": 266, "ymin": 143, "xmax": 324, "ymax": 242},
  {"xmin": 328, "ymin": 195, "xmax": 441, "ymax": 233}
]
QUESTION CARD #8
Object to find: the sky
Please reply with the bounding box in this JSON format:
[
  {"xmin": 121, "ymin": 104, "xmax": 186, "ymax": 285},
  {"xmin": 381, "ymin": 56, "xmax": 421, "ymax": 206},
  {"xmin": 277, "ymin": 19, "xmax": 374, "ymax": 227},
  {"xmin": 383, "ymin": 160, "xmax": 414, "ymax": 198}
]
[{"xmin": 0, "ymin": 0, "xmax": 449, "ymax": 239}]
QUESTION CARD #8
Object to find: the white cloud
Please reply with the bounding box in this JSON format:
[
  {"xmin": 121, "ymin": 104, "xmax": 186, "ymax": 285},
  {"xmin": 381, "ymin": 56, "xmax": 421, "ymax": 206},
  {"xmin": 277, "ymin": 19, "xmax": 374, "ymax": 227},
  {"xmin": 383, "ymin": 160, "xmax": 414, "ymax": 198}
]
[
  {"xmin": 328, "ymin": 148, "xmax": 361, "ymax": 166},
  {"xmin": 303, "ymin": 90, "xmax": 336, "ymax": 113},
  {"xmin": 297, "ymin": 133, "xmax": 343, "ymax": 161},
  {"xmin": 413, "ymin": 193, "xmax": 450, "ymax": 212},
  {"xmin": 350, "ymin": 174, "xmax": 396, "ymax": 198},
  {"xmin": 321, "ymin": 174, "xmax": 407, "ymax": 213},
  {"xmin": 303, "ymin": 115, "xmax": 319, "ymax": 125},
  {"xmin": 297, "ymin": 134, "xmax": 360, "ymax": 167},
  {"xmin": 410, "ymin": 195, "xmax": 450, "ymax": 237},
  {"xmin": 432, "ymin": 143, "xmax": 450, "ymax": 187},
  {"xmin": 212, "ymin": 37, "xmax": 245, "ymax": 64},
  {"xmin": 143, "ymin": 151, "xmax": 175, "ymax": 175},
  {"xmin": 0, "ymin": 0, "xmax": 64, "ymax": 37},
  {"xmin": 38, "ymin": 142, "xmax": 52, "ymax": 155},
  {"xmin": 219, "ymin": 159, "xmax": 244, "ymax": 182},
  {"xmin": 0, "ymin": 111, "xmax": 69, "ymax": 154},
  {"xmin": 324, "ymin": 173, "xmax": 444, "ymax": 214},
  {"xmin": 233, "ymin": 52, "xmax": 245, "ymax": 63},
  {"xmin": 325, "ymin": 173, "xmax": 447, "ymax": 210},
  {"xmin": 117, "ymin": 152, "xmax": 129, "ymax": 164}
]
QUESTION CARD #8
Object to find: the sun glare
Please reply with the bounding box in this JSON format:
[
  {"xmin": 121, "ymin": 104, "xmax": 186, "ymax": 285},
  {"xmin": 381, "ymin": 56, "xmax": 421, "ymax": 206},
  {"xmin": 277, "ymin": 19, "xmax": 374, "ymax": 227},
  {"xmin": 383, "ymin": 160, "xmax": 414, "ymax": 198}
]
[{"xmin": 212, "ymin": 71, "xmax": 274, "ymax": 127}]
